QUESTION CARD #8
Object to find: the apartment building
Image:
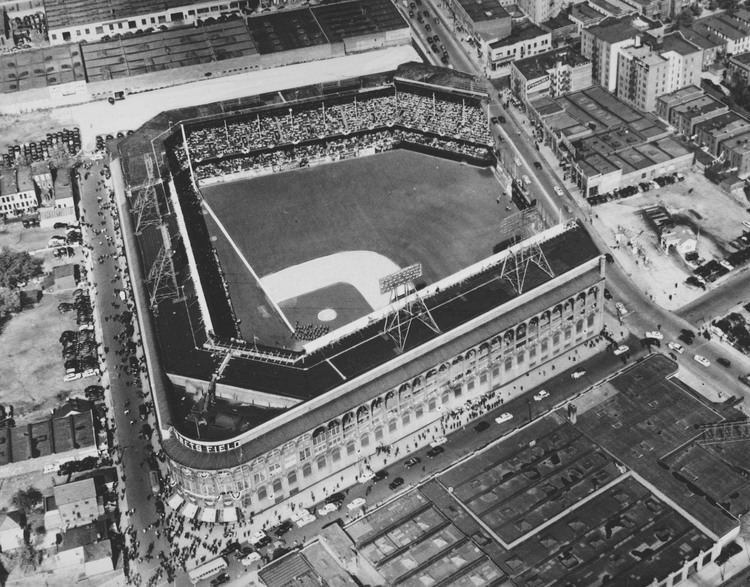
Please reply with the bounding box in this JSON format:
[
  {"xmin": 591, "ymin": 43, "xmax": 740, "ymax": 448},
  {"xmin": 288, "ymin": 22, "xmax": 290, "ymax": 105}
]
[
  {"xmin": 487, "ymin": 23, "xmax": 551, "ymax": 77},
  {"xmin": 511, "ymin": 46, "xmax": 593, "ymax": 103}
]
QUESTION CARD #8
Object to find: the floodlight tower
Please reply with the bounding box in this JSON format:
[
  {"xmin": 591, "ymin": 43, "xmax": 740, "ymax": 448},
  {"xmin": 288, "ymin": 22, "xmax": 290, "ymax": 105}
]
[
  {"xmin": 379, "ymin": 264, "xmax": 440, "ymax": 353},
  {"xmin": 129, "ymin": 154, "xmax": 161, "ymax": 235},
  {"xmin": 498, "ymin": 208, "xmax": 554, "ymax": 294},
  {"xmin": 146, "ymin": 224, "xmax": 183, "ymax": 314}
]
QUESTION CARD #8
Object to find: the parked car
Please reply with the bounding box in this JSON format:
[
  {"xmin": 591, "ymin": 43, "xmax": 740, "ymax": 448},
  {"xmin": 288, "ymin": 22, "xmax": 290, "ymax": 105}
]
[
  {"xmin": 571, "ymin": 370, "xmax": 587, "ymax": 379},
  {"xmin": 273, "ymin": 520, "xmax": 293, "ymax": 537},
  {"xmin": 693, "ymin": 354, "xmax": 710, "ymax": 367},
  {"xmin": 613, "ymin": 345, "xmax": 629, "ymax": 356},
  {"xmin": 325, "ymin": 492, "xmax": 345, "ymax": 506},
  {"xmin": 389, "ymin": 477, "xmax": 405, "ymax": 490},
  {"xmin": 645, "ymin": 330, "xmax": 663, "ymax": 340},
  {"xmin": 426, "ymin": 446, "xmax": 444, "ymax": 458},
  {"xmin": 495, "ymin": 412, "xmax": 513, "ymax": 424},
  {"xmin": 533, "ymin": 161, "xmax": 542, "ymax": 169},
  {"xmin": 533, "ymin": 390, "xmax": 550, "ymax": 401},
  {"xmin": 373, "ymin": 470, "xmax": 388, "ymax": 482},
  {"xmin": 667, "ymin": 342, "xmax": 684, "ymax": 354},
  {"xmin": 717, "ymin": 357, "xmax": 731, "ymax": 368},
  {"xmin": 553, "ymin": 185, "xmax": 563, "ymax": 196},
  {"xmin": 404, "ymin": 457, "xmax": 421, "ymax": 468},
  {"xmin": 474, "ymin": 421, "xmax": 490, "ymax": 432}
]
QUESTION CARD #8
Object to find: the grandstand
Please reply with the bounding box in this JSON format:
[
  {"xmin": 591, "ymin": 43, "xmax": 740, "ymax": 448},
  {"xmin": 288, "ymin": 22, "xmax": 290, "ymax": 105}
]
[{"xmin": 115, "ymin": 63, "xmax": 607, "ymax": 527}]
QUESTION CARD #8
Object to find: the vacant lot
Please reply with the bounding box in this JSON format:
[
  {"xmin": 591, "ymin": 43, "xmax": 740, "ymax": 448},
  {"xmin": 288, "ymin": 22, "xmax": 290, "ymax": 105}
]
[{"xmin": 0, "ymin": 292, "xmax": 89, "ymax": 422}]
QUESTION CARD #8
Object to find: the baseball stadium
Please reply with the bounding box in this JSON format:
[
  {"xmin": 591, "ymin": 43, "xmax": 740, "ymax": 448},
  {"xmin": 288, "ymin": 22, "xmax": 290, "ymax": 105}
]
[{"xmin": 114, "ymin": 63, "xmax": 606, "ymax": 526}]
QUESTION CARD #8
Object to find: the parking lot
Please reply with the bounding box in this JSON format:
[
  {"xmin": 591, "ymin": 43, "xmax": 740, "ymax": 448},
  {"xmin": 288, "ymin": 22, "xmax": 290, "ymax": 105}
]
[{"xmin": 594, "ymin": 171, "xmax": 750, "ymax": 310}]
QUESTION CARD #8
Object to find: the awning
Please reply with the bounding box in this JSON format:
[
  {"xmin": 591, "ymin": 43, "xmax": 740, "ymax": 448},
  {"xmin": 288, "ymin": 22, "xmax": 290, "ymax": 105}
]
[
  {"xmin": 222, "ymin": 507, "xmax": 237, "ymax": 523},
  {"xmin": 201, "ymin": 508, "xmax": 217, "ymax": 523},
  {"xmin": 182, "ymin": 503, "xmax": 198, "ymax": 519},
  {"xmin": 167, "ymin": 494, "xmax": 184, "ymax": 510}
]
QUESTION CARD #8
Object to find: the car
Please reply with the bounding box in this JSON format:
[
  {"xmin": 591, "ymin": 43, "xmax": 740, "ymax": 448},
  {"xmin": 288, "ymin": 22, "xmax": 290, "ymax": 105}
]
[
  {"xmin": 372, "ymin": 470, "xmax": 388, "ymax": 483},
  {"xmin": 553, "ymin": 185, "xmax": 563, "ymax": 196},
  {"xmin": 241, "ymin": 551, "xmax": 261, "ymax": 567},
  {"xmin": 603, "ymin": 288, "xmax": 612, "ymax": 300},
  {"xmin": 474, "ymin": 420, "xmax": 490, "ymax": 432},
  {"xmin": 53, "ymin": 222, "xmax": 69, "ymax": 229},
  {"xmin": 425, "ymin": 23, "xmax": 431, "ymax": 31},
  {"xmin": 405, "ymin": 457, "xmax": 421, "ymax": 468},
  {"xmin": 613, "ymin": 344, "xmax": 629, "ymax": 356},
  {"xmin": 347, "ymin": 498, "xmax": 366, "ymax": 511},
  {"xmin": 63, "ymin": 372, "xmax": 81, "ymax": 382},
  {"xmin": 717, "ymin": 357, "xmax": 731, "ymax": 367},
  {"xmin": 491, "ymin": 116, "xmax": 498, "ymax": 124},
  {"xmin": 325, "ymin": 492, "xmax": 346, "ymax": 506},
  {"xmin": 645, "ymin": 331, "xmax": 663, "ymax": 340},
  {"xmin": 615, "ymin": 302, "xmax": 627, "ymax": 315},
  {"xmin": 533, "ymin": 161, "xmax": 542, "ymax": 169},
  {"xmin": 389, "ymin": 477, "xmax": 405, "ymax": 490},
  {"xmin": 273, "ymin": 520, "xmax": 293, "ymax": 536},
  {"xmin": 426, "ymin": 446, "xmax": 444, "ymax": 458},
  {"xmin": 498, "ymin": 115, "xmax": 506, "ymax": 123},
  {"xmin": 495, "ymin": 412, "xmax": 513, "ymax": 424},
  {"xmin": 678, "ymin": 332, "xmax": 694, "ymax": 345},
  {"xmin": 533, "ymin": 390, "xmax": 550, "ymax": 401},
  {"xmin": 743, "ymin": 220, "xmax": 750, "ymax": 229},
  {"xmin": 693, "ymin": 354, "xmax": 710, "ymax": 367},
  {"xmin": 667, "ymin": 342, "xmax": 684, "ymax": 354},
  {"xmin": 210, "ymin": 573, "xmax": 230, "ymax": 586},
  {"xmin": 317, "ymin": 503, "xmax": 338, "ymax": 516},
  {"xmin": 571, "ymin": 370, "xmax": 587, "ymax": 379},
  {"xmin": 249, "ymin": 530, "xmax": 268, "ymax": 546}
]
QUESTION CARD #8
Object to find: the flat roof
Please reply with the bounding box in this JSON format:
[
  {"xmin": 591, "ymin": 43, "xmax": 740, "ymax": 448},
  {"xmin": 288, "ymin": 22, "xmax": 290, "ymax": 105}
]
[
  {"xmin": 44, "ymin": 0, "xmax": 218, "ymax": 31},
  {"xmin": 82, "ymin": 19, "xmax": 257, "ymax": 82},
  {"xmin": 658, "ymin": 85, "xmax": 705, "ymax": 108},
  {"xmin": 514, "ymin": 47, "xmax": 589, "ymax": 81},
  {"xmin": 661, "ymin": 31, "xmax": 701, "ymax": 55},
  {"xmin": 586, "ymin": 16, "xmax": 638, "ymax": 43},
  {"xmin": 678, "ymin": 26, "xmax": 725, "ymax": 49},
  {"xmin": 588, "ymin": 0, "xmax": 628, "ymax": 16},
  {"xmin": 54, "ymin": 478, "xmax": 96, "ymax": 506},
  {"xmin": 311, "ymin": 0, "xmax": 408, "ymax": 42},
  {"xmin": 731, "ymin": 51, "xmax": 750, "ymax": 65},
  {"xmin": 455, "ymin": 0, "xmax": 509, "ymax": 23},
  {"xmin": 694, "ymin": 111, "xmax": 750, "ymax": 136},
  {"xmin": 570, "ymin": 3, "xmax": 606, "ymax": 22},
  {"xmin": 247, "ymin": 9, "xmax": 328, "ymax": 53},
  {"xmin": 0, "ymin": 43, "xmax": 85, "ymax": 94},
  {"xmin": 673, "ymin": 95, "xmax": 726, "ymax": 119},
  {"xmin": 489, "ymin": 22, "xmax": 547, "ymax": 48},
  {"xmin": 695, "ymin": 12, "xmax": 750, "ymax": 42},
  {"xmin": 721, "ymin": 129, "xmax": 750, "ymax": 154},
  {"xmin": 0, "ymin": 168, "xmax": 16, "ymax": 195}
]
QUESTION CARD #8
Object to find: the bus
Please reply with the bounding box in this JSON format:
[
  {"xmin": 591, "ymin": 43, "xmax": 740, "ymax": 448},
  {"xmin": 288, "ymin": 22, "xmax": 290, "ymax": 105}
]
[{"xmin": 187, "ymin": 557, "xmax": 227, "ymax": 584}]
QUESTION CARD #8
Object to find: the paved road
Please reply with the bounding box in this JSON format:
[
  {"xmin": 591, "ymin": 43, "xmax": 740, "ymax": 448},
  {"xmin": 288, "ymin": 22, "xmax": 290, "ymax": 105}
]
[
  {"xmin": 78, "ymin": 159, "xmax": 169, "ymax": 586},
  {"xmin": 678, "ymin": 267, "xmax": 750, "ymax": 326}
]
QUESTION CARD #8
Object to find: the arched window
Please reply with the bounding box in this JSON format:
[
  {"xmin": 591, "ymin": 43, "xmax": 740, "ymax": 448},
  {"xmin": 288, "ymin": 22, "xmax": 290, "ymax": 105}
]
[
  {"xmin": 516, "ymin": 323, "xmax": 527, "ymax": 340},
  {"xmin": 371, "ymin": 397, "xmax": 383, "ymax": 416},
  {"xmin": 342, "ymin": 413, "xmax": 354, "ymax": 435},
  {"xmin": 479, "ymin": 342, "xmax": 490, "ymax": 357},
  {"xmin": 541, "ymin": 311, "xmax": 550, "ymax": 328},
  {"xmin": 576, "ymin": 319, "xmax": 584, "ymax": 333},
  {"xmin": 357, "ymin": 405, "xmax": 369, "ymax": 424},
  {"xmin": 327, "ymin": 420, "xmax": 340, "ymax": 439},
  {"xmin": 257, "ymin": 486, "xmax": 267, "ymax": 501},
  {"xmin": 302, "ymin": 463, "xmax": 312, "ymax": 478},
  {"xmin": 504, "ymin": 330, "xmax": 515, "ymax": 345},
  {"xmin": 399, "ymin": 385, "xmax": 412, "ymax": 403},
  {"xmin": 316, "ymin": 456, "xmax": 327, "ymax": 471},
  {"xmin": 452, "ymin": 354, "xmax": 464, "ymax": 366},
  {"xmin": 385, "ymin": 391, "xmax": 397, "ymax": 411},
  {"xmin": 466, "ymin": 349, "xmax": 476, "ymax": 362},
  {"xmin": 287, "ymin": 471, "xmax": 297, "ymax": 486},
  {"xmin": 438, "ymin": 362, "xmax": 449, "ymax": 374},
  {"xmin": 312, "ymin": 427, "xmax": 326, "ymax": 447},
  {"xmin": 529, "ymin": 317, "xmax": 539, "ymax": 337},
  {"xmin": 360, "ymin": 433, "xmax": 370, "ymax": 448}
]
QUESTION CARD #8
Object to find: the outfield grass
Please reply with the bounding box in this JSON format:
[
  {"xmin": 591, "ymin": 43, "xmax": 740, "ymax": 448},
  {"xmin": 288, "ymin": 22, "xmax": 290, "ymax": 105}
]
[{"xmin": 201, "ymin": 150, "xmax": 505, "ymax": 339}]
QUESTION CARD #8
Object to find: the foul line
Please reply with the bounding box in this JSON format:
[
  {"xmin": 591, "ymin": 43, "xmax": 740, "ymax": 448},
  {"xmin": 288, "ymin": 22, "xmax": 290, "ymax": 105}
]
[{"xmin": 200, "ymin": 199, "xmax": 295, "ymax": 333}]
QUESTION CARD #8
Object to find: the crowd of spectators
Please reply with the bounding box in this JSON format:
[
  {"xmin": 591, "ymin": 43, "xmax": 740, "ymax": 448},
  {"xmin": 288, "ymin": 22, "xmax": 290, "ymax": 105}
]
[{"xmin": 182, "ymin": 86, "xmax": 490, "ymax": 167}]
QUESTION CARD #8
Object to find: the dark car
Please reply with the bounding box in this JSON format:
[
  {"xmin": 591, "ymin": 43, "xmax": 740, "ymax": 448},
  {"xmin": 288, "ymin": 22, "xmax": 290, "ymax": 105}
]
[
  {"xmin": 325, "ymin": 492, "xmax": 346, "ymax": 506},
  {"xmin": 373, "ymin": 470, "xmax": 388, "ymax": 482},
  {"xmin": 273, "ymin": 519, "xmax": 293, "ymax": 537},
  {"xmin": 404, "ymin": 457, "xmax": 421, "ymax": 468},
  {"xmin": 533, "ymin": 161, "xmax": 542, "ymax": 169},
  {"xmin": 491, "ymin": 116, "xmax": 498, "ymax": 124},
  {"xmin": 210, "ymin": 574, "xmax": 230, "ymax": 586},
  {"xmin": 53, "ymin": 222, "xmax": 69, "ymax": 229},
  {"xmin": 603, "ymin": 288, "xmax": 612, "ymax": 300},
  {"xmin": 426, "ymin": 446, "xmax": 444, "ymax": 458},
  {"xmin": 717, "ymin": 357, "xmax": 731, "ymax": 367},
  {"xmin": 474, "ymin": 421, "xmax": 490, "ymax": 432},
  {"xmin": 389, "ymin": 477, "xmax": 405, "ymax": 490},
  {"xmin": 498, "ymin": 115, "xmax": 507, "ymax": 123}
]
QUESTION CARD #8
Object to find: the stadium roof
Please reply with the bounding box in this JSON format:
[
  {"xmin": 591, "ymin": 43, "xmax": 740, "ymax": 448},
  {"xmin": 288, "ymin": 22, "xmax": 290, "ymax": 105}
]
[
  {"xmin": 82, "ymin": 19, "xmax": 257, "ymax": 82},
  {"xmin": 161, "ymin": 225, "xmax": 601, "ymax": 466}
]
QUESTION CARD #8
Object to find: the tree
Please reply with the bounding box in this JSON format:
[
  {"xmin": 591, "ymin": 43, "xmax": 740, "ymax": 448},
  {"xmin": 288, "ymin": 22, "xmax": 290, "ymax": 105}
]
[
  {"xmin": 677, "ymin": 7, "xmax": 695, "ymax": 26},
  {"xmin": 0, "ymin": 288, "xmax": 21, "ymax": 320},
  {"xmin": 0, "ymin": 248, "xmax": 43, "ymax": 289},
  {"xmin": 690, "ymin": 2, "xmax": 703, "ymax": 15},
  {"xmin": 11, "ymin": 487, "xmax": 42, "ymax": 515}
]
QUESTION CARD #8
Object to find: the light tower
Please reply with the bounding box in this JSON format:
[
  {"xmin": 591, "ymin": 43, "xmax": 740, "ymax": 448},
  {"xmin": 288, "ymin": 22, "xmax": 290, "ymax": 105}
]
[
  {"xmin": 498, "ymin": 208, "xmax": 554, "ymax": 294},
  {"xmin": 379, "ymin": 263, "xmax": 440, "ymax": 353}
]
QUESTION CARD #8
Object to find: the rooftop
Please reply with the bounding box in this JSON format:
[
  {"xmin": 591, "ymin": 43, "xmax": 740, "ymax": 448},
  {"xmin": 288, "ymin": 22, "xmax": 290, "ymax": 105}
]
[
  {"xmin": 455, "ymin": 0, "xmax": 509, "ymax": 23},
  {"xmin": 695, "ymin": 111, "xmax": 750, "ymax": 136},
  {"xmin": 696, "ymin": 12, "xmax": 750, "ymax": 41},
  {"xmin": 678, "ymin": 25, "xmax": 726, "ymax": 49},
  {"xmin": 0, "ymin": 43, "xmax": 85, "ymax": 94},
  {"xmin": 657, "ymin": 85, "xmax": 705, "ymax": 109},
  {"xmin": 514, "ymin": 47, "xmax": 590, "ymax": 81},
  {"xmin": 721, "ymin": 129, "xmax": 750, "ymax": 154},
  {"xmin": 570, "ymin": 3, "xmax": 607, "ymax": 23},
  {"xmin": 54, "ymin": 478, "xmax": 96, "ymax": 507},
  {"xmin": 541, "ymin": 12, "xmax": 574, "ymax": 31},
  {"xmin": 585, "ymin": 16, "xmax": 639, "ymax": 43},
  {"xmin": 0, "ymin": 168, "xmax": 16, "ymax": 195},
  {"xmin": 673, "ymin": 95, "xmax": 727, "ymax": 120},
  {"xmin": 489, "ymin": 22, "xmax": 547, "ymax": 48},
  {"xmin": 587, "ymin": 0, "xmax": 629, "ymax": 17},
  {"xmin": 311, "ymin": 0, "xmax": 408, "ymax": 42},
  {"xmin": 661, "ymin": 31, "xmax": 701, "ymax": 55},
  {"xmin": 622, "ymin": 44, "xmax": 666, "ymax": 67},
  {"xmin": 81, "ymin": 19, "xmax": 257, "ymax": 82},
  {"xmin": 730, "ymin": 50, "xmax": 750, "ymax": 65}
]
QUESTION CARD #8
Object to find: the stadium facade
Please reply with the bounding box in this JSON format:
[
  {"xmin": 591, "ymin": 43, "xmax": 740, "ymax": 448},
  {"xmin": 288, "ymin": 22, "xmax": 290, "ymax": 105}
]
[{"xmin": 116, "ymin": 66, "xmax": 606, "ymax": 523}]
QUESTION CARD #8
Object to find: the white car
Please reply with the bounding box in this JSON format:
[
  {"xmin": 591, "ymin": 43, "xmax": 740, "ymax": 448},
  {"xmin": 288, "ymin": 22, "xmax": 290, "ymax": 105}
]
[
  {"xmin": 241, "ymin": 552, "xmax": 261, "ymax": 567},
  {"xmin": 250, "ymin": 531, "xmax": 267, "ymax": 545},
  {"xmin": 317, "ymin": 503, "xmax": 338, "ymax": 517},
  {"xmin": 571, "ymin": 370, "xmax": 587, "ymax": 379},
  {"xmin": 295, "ymin": 512, "xmax": 316, "ymax": 528},
  {"xmin": 743, "ymin": 220, "xmax": 750, "ymax": 229},
  {"xmin": 615, "ymin": 302, "xmax": 628, "ymax": 315},
  {"xmin": 693, "ymin": 354, "xmax": 711, "ymax": 367},
  {"xmin": 553, "ymin": 185, "xmax": 563, "ymax": 196},
  {"xmin": 63, "ymin": 372, "xmax": 81, "ymax": 382},
  {"xmin": 533, "ymin": 390, "xmax": 550, "ymax": 401},
  {"xmin": 645, "ymin": 331, "xmax": 663, "ymax": 340},
  {"xmin": 667, "ymin": 342, "xmax": 684, "ymax": 354},
  {"xmin": 613, "ymin": 345, "xmax": 629, "ymax": 356},
  {"xmin": 495, "ymin": 412, "xmax": 513, "ymax": 424},
  {"xmin": 347, "ymin": 498, "xmax": 366, "ymax": 511}
]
